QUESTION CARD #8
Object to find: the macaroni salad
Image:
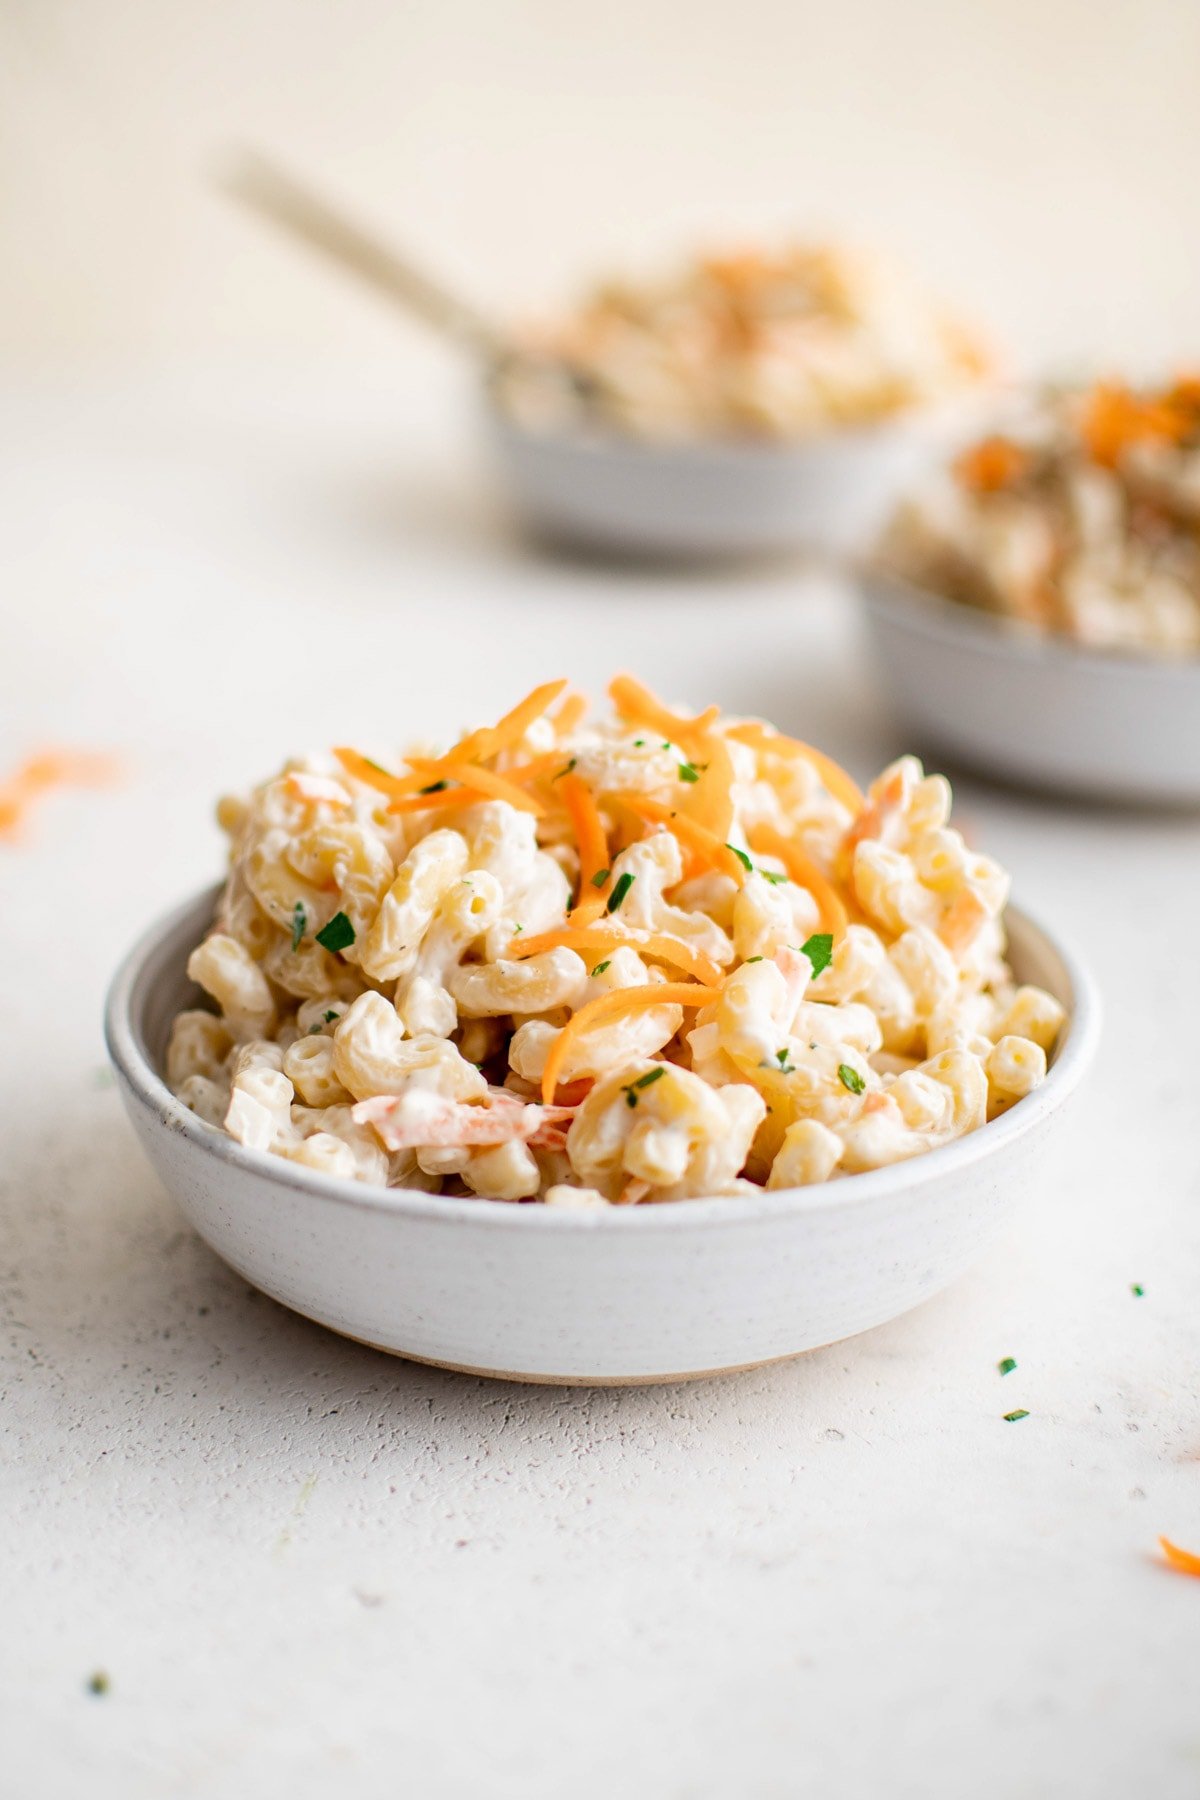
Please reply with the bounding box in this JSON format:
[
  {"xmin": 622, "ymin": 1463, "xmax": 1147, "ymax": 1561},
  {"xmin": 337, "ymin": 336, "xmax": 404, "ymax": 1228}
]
[
  {"xmin": 168, "ymin": 678, "xmax": 1063, "ymax": 1206},
  {"xmin": 496, "ymin": 244, "xmax": 992, "ymax": 442},
  {"xmin": 881, "ymin": 376, "xmax": 1200, "ymax": 655}
]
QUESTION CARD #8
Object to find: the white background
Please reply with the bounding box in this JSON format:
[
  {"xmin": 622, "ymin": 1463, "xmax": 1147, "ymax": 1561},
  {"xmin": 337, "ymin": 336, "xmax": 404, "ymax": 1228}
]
[
  {"xmin": 2, "ymin": 363, "xmax": 1199, "ymax": 1798},
  {"xmin": 3, "ymin": 6, "xmax": 1200, "ymax": 1794}
]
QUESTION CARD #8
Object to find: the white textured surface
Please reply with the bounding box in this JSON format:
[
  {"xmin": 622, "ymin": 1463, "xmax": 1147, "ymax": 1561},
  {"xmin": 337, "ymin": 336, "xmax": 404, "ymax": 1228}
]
[{"xmin": 3, "ymin": 364, "xmax": 1199, "ymax": 1799}]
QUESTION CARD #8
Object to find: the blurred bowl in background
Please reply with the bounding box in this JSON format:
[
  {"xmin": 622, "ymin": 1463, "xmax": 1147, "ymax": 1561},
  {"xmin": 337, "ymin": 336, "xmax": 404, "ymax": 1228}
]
[
  {"xmin": 860, "ymin": 571, "xmax": 1200, "ymax": 804},
  {"xmin": 486, "ymin": 404, "xmax": 980, "ymax": 561}
]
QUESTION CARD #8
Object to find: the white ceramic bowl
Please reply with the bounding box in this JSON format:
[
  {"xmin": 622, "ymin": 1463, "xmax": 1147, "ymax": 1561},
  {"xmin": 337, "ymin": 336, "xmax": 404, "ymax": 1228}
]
[
  {"xmin": 487, "ymin": 406, "xmax": 971, "ymax": 560},
  {"xmin": 105, "ymin": 885, "xmax": 1098, "ymax": 1385},
  {"xmin": 861, "ymin": 571, "xmax": 1200, "ymax": 805}
]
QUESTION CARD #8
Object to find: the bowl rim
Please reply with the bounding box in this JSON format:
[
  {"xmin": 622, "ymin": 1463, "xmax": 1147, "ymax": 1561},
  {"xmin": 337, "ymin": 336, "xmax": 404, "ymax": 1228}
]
[
  {"xmin": 105, "ymin": 883, "xmax": 1100, "ymax": 1236},
  {"xmin": 862, "ymin": 566, "xmax": 1200, "ymax": 680}
]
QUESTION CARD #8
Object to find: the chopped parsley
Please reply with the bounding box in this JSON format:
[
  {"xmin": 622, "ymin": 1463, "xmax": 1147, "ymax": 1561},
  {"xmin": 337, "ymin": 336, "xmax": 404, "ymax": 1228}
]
[
  {"xmin": 837, "ymin": 1062, "xmax": 866, "ymax": 1095},
  {"xmin": 291, "ymin": 902, "xmax": 306, "ymax": 952},
  {"xmin": 1003, "ymin": 1409, "xmax": 1030, "ymax": 1423},
  {"xmin": 745, "ymin": 955, "xmax": 764, "ymax": 964},
  {"xmin": 726, "ymin": 844, "xmax": 753, "ymax": 873},
  {"xmin": 1131, "ymin": 1283, "xmax": 1145, "ymax": 1297},
  {"xmin": 512, "ymin": 923, "xmax": 523, "ymax": 935},
  {"xmin": 553, "ymin": 758, "xmax": 577, "ymax": 780},
  {"xmin": 998, "ymin": 1357, "xmax": 1018, "ymax": 1377},
  {"xmin": 323, "ymin": 1009, "xmax": 338, "ymax": 1023},
  {"xmin": 315, "ymin": 911, "xmax": 356, "ymax": 954},
  {"xmin": 591, "ymin": 960, "xmax": 611, "ymax": 977},
  {"xmin": 800, "ymin": 932, "xmax": 834, "ymax": 978},
  {"xmin": 419, "ymin": 779, "xmax": 449, "ymax": 795},
  {"xmin": 591, "ymin": 868, "xmax": 611, "ymax": 888},
  {"xmin": 623, "ymin": 1066, "xmax": 666, "ymax": 1107},
  {"xmin": 633, "ymin": 738, "xmax": 645, "ymax": 747},
  {"xmin": 678, "ymin": 761, "xmax": 701, "ymax": 784},
  {"xmin": 86, "ymin": 1672, "xmax": 110, "ymax": 1697},
  {"xmin": 606, "ymin": 871, "xmax": 635, "ymax": 914},
  {"xmin": 775, "ymin": 1048, "xmax": 795, "ymax": 1073},
  {"xmin": 760, "ymin": 870, "xmax": 788, "ymax": 886},
  {"xmin": 363, "ymin": 756, "xmax": 393, "ymax": 777},
  {"xmin": 307, "ymin": 1022, "xmax": 324, "ymax": 1035}
]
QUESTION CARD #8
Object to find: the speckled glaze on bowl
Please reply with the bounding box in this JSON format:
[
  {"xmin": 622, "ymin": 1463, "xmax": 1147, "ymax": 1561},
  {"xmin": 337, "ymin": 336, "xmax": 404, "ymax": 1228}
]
[
  {"xmin": 861, "ymin": 571, "xmax": 1200, "ymax": 805},
  {"xmin": 487, "ymin": 406, "xmax": 974, "ymax": 560},
  {"xmin": 105, "ymin": 886, "xmax": 1099, "ymax": 1385}
]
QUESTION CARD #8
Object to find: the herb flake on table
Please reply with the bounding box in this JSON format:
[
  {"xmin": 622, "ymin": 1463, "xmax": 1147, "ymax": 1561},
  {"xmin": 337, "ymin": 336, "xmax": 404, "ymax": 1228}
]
[
  {"xmin": 1131, "ymin": 1283, "xmax": 1145, "ymax": 1297},
  {"xmin": 1003, "ymin": 1409, "xmax": 1030, "ymax": 1423},
  {"xmin": 315, "ymin": 911, "xmax": 355, "ymax": 954},
  {"xmin": 86, "ymin": 1672, "xmax": 110, "ymax": 1697},
  {"xmin": 998, "ymin": 1357, "xmax": 1018, "ymax": 1376}
]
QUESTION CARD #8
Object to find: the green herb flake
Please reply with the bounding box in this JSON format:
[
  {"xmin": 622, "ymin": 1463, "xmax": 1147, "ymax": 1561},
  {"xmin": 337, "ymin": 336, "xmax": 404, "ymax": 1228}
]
[
  {"xmin": 678, "ymin": 761, "xmax": 701, "ymax": 784},
  {"xmin": 775, "ymin": 1047, "xmax": 795, "ymax": 1072},
  {"xmin": 323, "ymin": 1009, "xmax": 338, "ymax": 1023},
  {"xmin": 419, "ymin": 779, "xmax": 449, "ymax": 795},
  {"xmin": 513, "ymin": 923, "xmax": 523, "ymax": 935},
  {"xmin": 1131, "ymin": 1283, "xmax": 1145, "ymax": 1297},
  {"xmin": 998, "ymin": 1357, "xmax": 1018, "ymax": 1377},
  {"xmin": 606, "ymin": 871, "xmax": 635, "ymax": 914},
  {"xmin": 633, "ymin": 738, "xmax": 646, "ymax": 747},
  {"xmin": 591, "ymin": 960, "xmax": 611, "ymax": 977},
  {"xmin": 553, "ymin": 758, "xmax": 577, "ymax": 780},
  {"xmin": 760, "ymin": 869, "xmax": 788, "ymax": 885},
  {"xmin": 307, "ymin": 1023, "xmax": 324, "ymax": 1035},
  {"xmin": 591, "ymin": 868, "xmax": 611, "ymax": 889},
  {"xmin": 745, "ymin": 955, "xmax": 764, "ymax": 964},
  {"xmin": 623, "ymin": 1066, "xmax": 667, "ymax": 1107},
  {"xmin": 315, "ymin": 911, "xmax": 356, "ymax": 954},
  {"xmin": 86, "ymin": 1672, "xmax": 110, "ymax": 1697},
  {"xmin": 837, "ymin": 1062, "xmax": 866, "ymax": 1095},
  {"xmin": 801, "ymin": 932, "xmax": 834, "ymax": 978},
  {"xmin": 363, "ymin": 756, "xmax": 393, "ymax": 777},
  {"xmin": 726, "ymin": 844, "xmax": 754, "ymax": 873},
  {"xmin": 660, "ymin": 741, "xmax": 671, "ymax": 750},
  {"xmin": 291, "ymin": 902, "xmax": 306, "ymax": 952},
  {"xmin": 1003, "ymin": 1409, "xmax": 1030, "ymax": 1423}
]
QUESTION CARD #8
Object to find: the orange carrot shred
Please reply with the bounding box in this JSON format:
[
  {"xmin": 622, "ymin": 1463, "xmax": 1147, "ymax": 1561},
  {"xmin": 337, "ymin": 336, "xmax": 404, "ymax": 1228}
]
[
  {"xmin": 608, "ymin": 674, "xmax": 721, "ymax": 752},
  {"xmin": 540, "ymin": 982, "xmax": 721, "ymax": 1105},
  {"xmin": 507, "ymin": 924, "xmax": 724, "ymax": 988},
  {"xmin": 560, "ymin": 772, "xmax": 609, "ymax": 892},
  {"xmin": 748, "ymin": 824, "xmax": 848, "ymax": 937},
  {"xmin": 1160, "ymin": 1537, "xmax": 1200, "ymax": 1578},
  {"xmin": 0, "ymin": 748, "xmax": 119, "ymax": 843},
  {"xmin": 333, "ymin": 747, "xmax": 427, "ymax": 801},
  {"xmin": 726, "ymin": 722, "xmax": 865, "ymax": 815},
  {"xmin": 623, "ymin": 796, "xmax": 748, "ymax": 885},
  {"xmin": 552, "ymin": 692, "xmax": 589, "ymax": 735}
]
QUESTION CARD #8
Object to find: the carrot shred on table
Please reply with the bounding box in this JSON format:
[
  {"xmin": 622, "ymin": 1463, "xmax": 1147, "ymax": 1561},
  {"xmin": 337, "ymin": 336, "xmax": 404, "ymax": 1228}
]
[
  {"xmin": 507, "ymin": 924, "xmax": 724, "ymax": 988},
  {"xmin": 0, "ymin": 748, "xmax": 120, "ymax": 842},
  {"xmin": 540, "ymin": 981, "xmax": 722, "ymax": 1104},
  {"xmin": 1160, "ymin": 1537, "xmax": 1200, "ymax": 1578},
  {"xmin": 623, "ymin": 796, "xmax": 748, "ymax": 885},
  {"xmin": 608, "ymin": 674, "xmax": 720, "ymax": 752},
  {"xmin": 748, "ymin": 824, "xmax": 848, "ymax": 936},
  {"xmin": 726, "ymin": 722, "xmax": 865, "ymax": 815}
]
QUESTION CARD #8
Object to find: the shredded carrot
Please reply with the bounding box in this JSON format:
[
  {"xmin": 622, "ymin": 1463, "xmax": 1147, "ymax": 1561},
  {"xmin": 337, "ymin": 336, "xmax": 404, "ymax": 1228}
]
[
  {"xmin": 1159, "ymin": 1537, "xmax": 1200, "ymax": 1578},
  {"xmin": 409, "ymin": 761, "xmax": 545, "ymax": 815},
  {"xmin": 1080, "ymin": 381, "xmax": 1193, "ymax": 469},
  {"xmin": 748, "ymin": 824, "xmax": 848, "ymax": 937},
  {"xmin": 507, "ymin": 924, "xmax": 724, "ymax": 988},
  {"xmin": 624, "ymin": 796, "xmax": 748, "ymax": 886},
  {"xmin": 682, "ymin": 733, "xmax": 737, "ymax": 841},
  {"xmin": 726, "ymin": 722, "xmax": 865, "ymax": 815},
  {"xmin": 437, "ymin": 679, "xmax": 569, "ymax": 772},
  {"xmin": 0, "ymin": 749, "xmax": 119, "ymax": 842},
  {"xmin": 953, "ymin": 435, "xmax": 1030, "ymax": 493},
  {"xmin": 540, "ymin": 982, "xmax": 721, "ymax": 1104},
  {"xmin": 937, "ymin": 889, "xmax": 990, "ymax": 956},
  {"xmin": 560, "ymin": 773, "xmax": 609, "ymax": 890},
  {"xmin": 552, "ymin": 691, "xmax": 589, "ymax": 736},
  {"xmin": 608, "ymin": 674, "xmax": 720, "ymax": 753},
  {"xmin": 333, "ymin": 747, "xmax": 426, "ymax": 801},
  {"xmin": 387, "ymin": 789, "xmax": 487, "ymax": 816}
]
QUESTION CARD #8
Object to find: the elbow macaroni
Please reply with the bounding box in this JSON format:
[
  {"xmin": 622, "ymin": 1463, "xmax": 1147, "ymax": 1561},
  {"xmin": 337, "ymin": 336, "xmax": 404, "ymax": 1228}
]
[{"xmin": 167, "ymin": 680, "xmax": 1064, "ymax": 1205}]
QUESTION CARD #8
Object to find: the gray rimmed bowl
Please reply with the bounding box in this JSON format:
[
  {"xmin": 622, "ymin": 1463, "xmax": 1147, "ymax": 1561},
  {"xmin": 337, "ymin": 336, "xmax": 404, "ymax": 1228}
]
[{"xmin": 105, "ymin": 884, "xmax": 1099, "ymax": 1384}]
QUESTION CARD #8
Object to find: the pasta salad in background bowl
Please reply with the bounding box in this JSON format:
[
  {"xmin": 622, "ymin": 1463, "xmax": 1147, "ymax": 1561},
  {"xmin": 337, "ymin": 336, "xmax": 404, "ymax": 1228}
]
[
  {"xmin": 486, "ymin": 243, "xmax": 996, "ymax": 558},
  {"xmin": 105, "ymin": 678, "xmax": 1098, "ymax": 1382},
  {"xmin": 861, "ymin": 375, "xmax": 1200, "ymax": 803}
]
